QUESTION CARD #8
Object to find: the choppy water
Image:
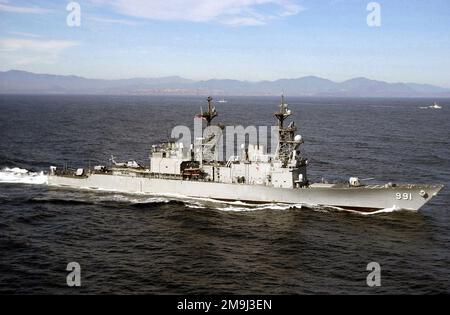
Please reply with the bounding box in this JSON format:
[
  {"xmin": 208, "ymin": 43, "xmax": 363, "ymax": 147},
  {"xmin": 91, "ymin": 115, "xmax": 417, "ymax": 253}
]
[{"xmin": 0, "ymin": 95, "xmax": 449, "ymax": 294}]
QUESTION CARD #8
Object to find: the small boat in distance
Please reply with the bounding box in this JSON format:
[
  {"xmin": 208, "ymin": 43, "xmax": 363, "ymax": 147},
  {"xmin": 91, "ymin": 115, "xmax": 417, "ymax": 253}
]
[
  {"xmin": 217, "ymin": 98, "xmax": 227, "ymax": 103},
  {"xmin": 420, "ymin": 102, "xmax": 442, "ymax": 110},
  {"xmin": 430, "ymin": 102, "xmax": 442, "ymax": 109}
]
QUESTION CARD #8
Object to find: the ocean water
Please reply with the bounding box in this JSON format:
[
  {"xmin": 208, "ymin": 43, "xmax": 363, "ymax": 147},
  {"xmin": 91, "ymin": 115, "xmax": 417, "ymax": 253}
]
[{"xmin": 0, "ymin": 95, "xmax": 449, "ymax": 294}]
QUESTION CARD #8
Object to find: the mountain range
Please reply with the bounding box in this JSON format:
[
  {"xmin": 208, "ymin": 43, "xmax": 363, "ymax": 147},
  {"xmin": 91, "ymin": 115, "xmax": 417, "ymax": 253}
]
[{"xmin": 1, "ymin": 70, "xmax": 449, "ymax": 97}]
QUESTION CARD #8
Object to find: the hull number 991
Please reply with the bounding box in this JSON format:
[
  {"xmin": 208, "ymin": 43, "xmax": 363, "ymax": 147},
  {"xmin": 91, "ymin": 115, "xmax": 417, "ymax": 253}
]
[{"xmin": 396, "ymin": 192, "xmax": 412, "ymax": 200}]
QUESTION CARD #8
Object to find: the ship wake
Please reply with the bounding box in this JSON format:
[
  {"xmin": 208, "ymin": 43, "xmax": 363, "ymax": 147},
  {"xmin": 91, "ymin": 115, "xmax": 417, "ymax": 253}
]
[
  {"xmin": 210, "ymin": 201, "xmax": 304, "ymax": 212},
  {"xmin": 0, "ymin": 167, "xmax": 48, "ymax": 185},
  {"xmin": 213, "ymin": 203, "xmax": 407, "ymax": 215},
  {"xmin": 320, "ymin": 205, "xmax": 409, "ymax": 215}
]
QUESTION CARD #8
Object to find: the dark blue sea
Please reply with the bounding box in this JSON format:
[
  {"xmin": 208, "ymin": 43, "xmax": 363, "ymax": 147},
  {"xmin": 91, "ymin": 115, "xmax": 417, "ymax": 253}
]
[{"xmin": 0, "ymin": 95, "xmax": 449, "ymax": 294}]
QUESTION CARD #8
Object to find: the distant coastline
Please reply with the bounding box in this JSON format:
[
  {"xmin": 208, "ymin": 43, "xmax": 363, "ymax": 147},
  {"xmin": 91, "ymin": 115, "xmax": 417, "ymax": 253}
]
[{"xmin": 1, "ymin": 70, "xmax": 449, "ymax": 98}]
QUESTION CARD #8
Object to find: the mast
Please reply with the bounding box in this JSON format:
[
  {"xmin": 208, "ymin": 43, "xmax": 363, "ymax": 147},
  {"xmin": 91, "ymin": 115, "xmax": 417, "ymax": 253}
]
[
  {"xmin": 196, "ymin": 96, "xmax": 221, "ymax": 163},
  {"xmin": 274, "ymin": 95, "xmax": 297, "ymax": 167},
  {"xmin": 274, "ymin": 95, "xmax": 290, "ymax": 128},
  {"xmin": 199, "ymin": 96, "xmax": 218, "ymax": 126}
]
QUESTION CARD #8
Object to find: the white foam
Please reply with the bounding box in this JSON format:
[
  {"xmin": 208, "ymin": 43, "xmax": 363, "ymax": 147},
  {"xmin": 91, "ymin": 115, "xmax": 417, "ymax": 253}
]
[
  {"xmin": 0, "ymin": 167, "xmax": 48, "ymax": 185},
  {"xmin": 326, "ymin": 205, "xmax": 408, "ymax": 216},
  {"xmin": 212, "ymin": 202, "xmax": 408, "ymax": 215},
  {"xmin": 213, "ymin": 203, "xmax": 303, "ymax": 212},
  {"xmin": 92, "ymin": 192, "xmax": 300, "ymax": 212},
  {"xmin": 99, "ymin": 194, "xmax": 170, "ymax": 204},
  {"xmin": 185, "ymin": 203, "xmax": 208, "ymax": 209}
]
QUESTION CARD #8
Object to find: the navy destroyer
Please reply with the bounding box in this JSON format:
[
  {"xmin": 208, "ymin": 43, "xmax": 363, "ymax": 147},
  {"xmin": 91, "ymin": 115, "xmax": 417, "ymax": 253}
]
[{"xmin": 48, "ymin": 97, "xmax": 443, "ymax": 212}]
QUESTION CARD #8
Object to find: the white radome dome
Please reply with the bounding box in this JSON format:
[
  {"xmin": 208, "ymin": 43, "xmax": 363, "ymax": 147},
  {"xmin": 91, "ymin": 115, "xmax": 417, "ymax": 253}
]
[{"xmin": 294, "ymin": 135, "xmax": 303, "ymax": 142}]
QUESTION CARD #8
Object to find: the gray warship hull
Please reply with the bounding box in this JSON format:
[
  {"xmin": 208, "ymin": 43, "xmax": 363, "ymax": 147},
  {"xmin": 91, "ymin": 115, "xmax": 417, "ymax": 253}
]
[{"xmin": 48, "ymin": 174, "xmax": 443, "ymax": 212}]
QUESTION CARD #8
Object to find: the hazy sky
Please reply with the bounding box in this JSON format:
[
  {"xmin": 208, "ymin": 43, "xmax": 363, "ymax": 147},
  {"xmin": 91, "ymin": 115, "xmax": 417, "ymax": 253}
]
[{"xmin": 0, "ymin": 0, "xmax": 449, "ymax": 87}]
